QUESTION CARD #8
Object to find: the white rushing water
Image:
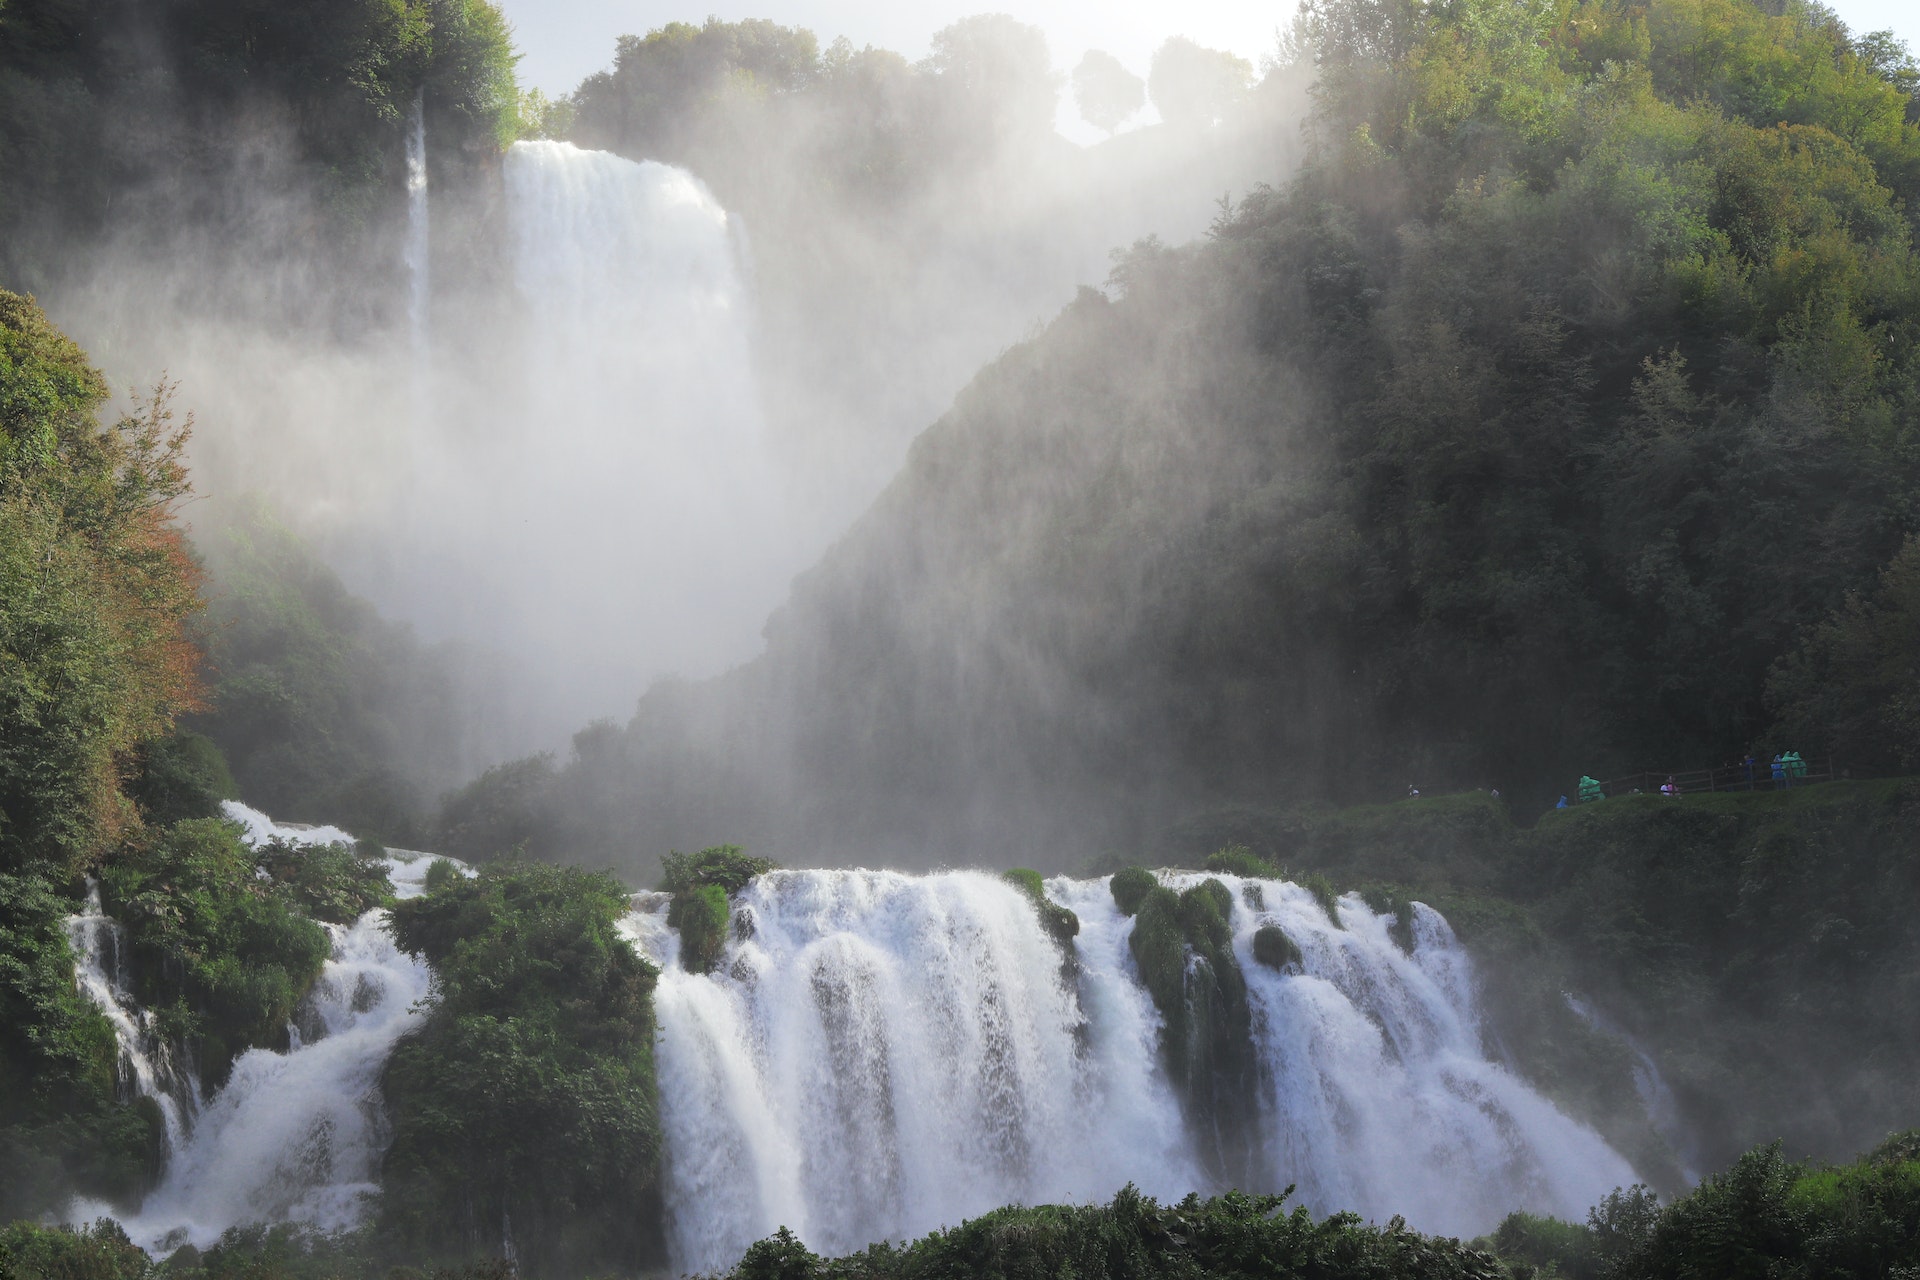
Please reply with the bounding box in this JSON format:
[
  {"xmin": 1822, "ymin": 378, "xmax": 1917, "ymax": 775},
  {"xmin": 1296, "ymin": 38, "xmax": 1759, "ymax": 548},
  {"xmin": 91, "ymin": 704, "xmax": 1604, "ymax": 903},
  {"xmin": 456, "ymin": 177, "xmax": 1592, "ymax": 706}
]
[
  {"xmin": 369, "ymin": 139, "xmax": 794, "ymax": 735},
  {"xmin": 67, "ymin": 884, "xmax": 201, "ymax": 1153},
  {"xmin": 404, "ymin": 91, "xmax": 430, "ymax": 423},
  {"xmin": 68, "ymin": 803, "xmax": 456, "ymax": 1252},
  {"xmin": 71, "ymin": 817, "xmax": 1644, "ymax": 1266},
  {"xmin": 624, "ymin": 869, "xmax": 1642, "ymax": 1273}
]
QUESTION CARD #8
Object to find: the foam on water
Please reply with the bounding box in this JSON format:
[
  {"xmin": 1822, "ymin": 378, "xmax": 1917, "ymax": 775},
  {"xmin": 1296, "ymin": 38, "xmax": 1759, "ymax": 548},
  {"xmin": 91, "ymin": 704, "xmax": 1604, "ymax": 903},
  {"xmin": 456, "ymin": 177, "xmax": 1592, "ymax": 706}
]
[
  {"xmin": 67, "ymin": 804, "xmax": 464, "ymax": 1250},
  {"xmin": 624, "ymin": 869, "xmax": 1640, "ymax": 1273}
]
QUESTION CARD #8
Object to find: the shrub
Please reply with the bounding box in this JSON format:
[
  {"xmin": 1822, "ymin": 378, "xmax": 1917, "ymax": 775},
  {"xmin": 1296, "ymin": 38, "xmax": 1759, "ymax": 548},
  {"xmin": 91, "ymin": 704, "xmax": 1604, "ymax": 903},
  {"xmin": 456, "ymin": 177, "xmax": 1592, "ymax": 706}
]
[
  {"xmin": 659, "ymin": 845, "xmax": 775, "ymax": 895},
  {"xmin": 1203, "ymin": 844, "xmax": 1273, "ymax": 879},
  {"xmin": 668, "ymin": 883, "xmax": 730, "ymax": 974},
  {"xmin": 1000, "ymin": 869, "xmax": 1080, "ymax": 948},
  {"xmin": 381, "ymin": 862, "xmax": 664, "ymax": 1276},
  {"xmin": 0, "ymin": 875, "xmax": 157, "ymax": 1219},
  {"xmin": 1491, "ymin": 1211, "xmax": 1597, "ymax": 1280},
  {"xmin": 423, "ymin": 858, "xmax": 462, "ymax": 893},
  {"xmin": 126, "ymin": 731, "xmax": 235, "ymax": 827},
  {"xmin": 252, "ymin": 837, "xmax": 394, "ymax": 925},
  {"xmin": 0, "ymin": 1219, "xmax": 150, "ymax": 1280},
  {"xmin": 100, "ymin": 819, "xmax": 331, "ymax": 1086},
  {"xmin": 1108, "ymin": 866, "xmax": 1157, "ymax": 916},
  {"xmin": 1251, "ymin": 924, "xmax": 1301, "ymax": 972}
]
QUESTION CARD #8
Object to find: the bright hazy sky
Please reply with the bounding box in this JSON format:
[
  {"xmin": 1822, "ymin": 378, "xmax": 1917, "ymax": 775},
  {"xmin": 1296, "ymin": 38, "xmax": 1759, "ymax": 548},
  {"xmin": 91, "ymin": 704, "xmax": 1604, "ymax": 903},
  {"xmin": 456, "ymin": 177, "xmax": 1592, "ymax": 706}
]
[{"xmin": 500, "ymin": 0, "xmax": 1920, "ymax": 107}]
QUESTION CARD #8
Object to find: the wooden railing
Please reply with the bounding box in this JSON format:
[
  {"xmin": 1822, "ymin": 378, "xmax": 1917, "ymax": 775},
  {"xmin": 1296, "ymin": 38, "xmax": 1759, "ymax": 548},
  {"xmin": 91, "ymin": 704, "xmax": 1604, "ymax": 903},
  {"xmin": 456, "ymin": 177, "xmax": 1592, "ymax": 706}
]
[{"xmin": 1587, "ymin": 757, "xmax": 1835, "ymax": 799}]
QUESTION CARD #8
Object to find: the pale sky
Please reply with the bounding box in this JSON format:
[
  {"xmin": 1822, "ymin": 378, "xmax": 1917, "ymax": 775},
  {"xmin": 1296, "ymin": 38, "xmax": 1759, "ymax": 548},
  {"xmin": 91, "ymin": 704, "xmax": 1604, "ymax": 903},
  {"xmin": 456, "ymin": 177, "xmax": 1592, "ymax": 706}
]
[{"xmin": 500, "ymin": 0, "xmax": 1920, "ymax": 111}]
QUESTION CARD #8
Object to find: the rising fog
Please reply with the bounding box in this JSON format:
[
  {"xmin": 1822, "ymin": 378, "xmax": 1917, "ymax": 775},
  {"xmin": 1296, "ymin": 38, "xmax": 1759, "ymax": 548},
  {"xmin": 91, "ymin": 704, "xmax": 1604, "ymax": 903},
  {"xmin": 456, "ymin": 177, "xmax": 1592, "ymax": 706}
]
[{"xmin": 29, "ymin": 17, "xmax": 1308, "ymax": 782}]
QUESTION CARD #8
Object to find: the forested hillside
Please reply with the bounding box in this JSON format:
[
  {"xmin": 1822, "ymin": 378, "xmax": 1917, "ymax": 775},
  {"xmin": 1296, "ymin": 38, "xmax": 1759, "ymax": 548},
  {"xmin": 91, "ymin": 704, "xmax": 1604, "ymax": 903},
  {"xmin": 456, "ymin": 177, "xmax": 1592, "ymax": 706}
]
[
  {"xmin": 0, "ymin": 0, "xmax": 515, "ymax": 318},
  {"xmin": 473, "ymin": 0, "xmax": 1920, "ymax": 870}
]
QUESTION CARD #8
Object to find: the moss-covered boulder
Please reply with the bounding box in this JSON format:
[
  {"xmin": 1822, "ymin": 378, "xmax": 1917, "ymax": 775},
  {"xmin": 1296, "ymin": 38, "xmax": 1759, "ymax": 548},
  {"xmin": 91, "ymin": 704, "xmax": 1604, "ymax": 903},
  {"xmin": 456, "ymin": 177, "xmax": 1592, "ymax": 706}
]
[
  {"xmin": 668, "ymin": 883, "xmax": 730, "ymax": 974},
  {"xmin": 1109, "ymin": 865, "xmax": 1157, "ymax": 916},
  {"xmin": 661, "ymin": 845, "xmax": 778, "ymax": 975},
  {"xmin": 1001, "ymin": 868, "xmax": 1080, "ymax": 949},
  {"xmin": 1252, "ymin": 924, "xmax": 1302, "ymax": 971},
  {"xmin": 1125, "ymin": 878, "xmax": 1259, "ymax": 1183},
  {"xmin": 1204, "ymin": 844, "xmax": 1274, "ymax": 879}
]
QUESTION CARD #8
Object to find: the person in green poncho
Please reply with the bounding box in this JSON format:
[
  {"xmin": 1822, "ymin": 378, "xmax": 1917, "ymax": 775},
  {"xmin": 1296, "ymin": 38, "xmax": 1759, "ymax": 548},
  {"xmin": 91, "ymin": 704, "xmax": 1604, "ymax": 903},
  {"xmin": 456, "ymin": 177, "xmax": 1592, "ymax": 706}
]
[{"xmin": 1578, "ymin": 775, "xmax": 1604, "ymax": 803}]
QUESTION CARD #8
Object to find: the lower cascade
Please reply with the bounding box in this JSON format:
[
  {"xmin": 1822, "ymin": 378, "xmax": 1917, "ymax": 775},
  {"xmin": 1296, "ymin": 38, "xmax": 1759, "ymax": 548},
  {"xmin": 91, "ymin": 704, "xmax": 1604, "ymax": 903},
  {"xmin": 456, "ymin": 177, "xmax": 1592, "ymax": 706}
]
[
  {"xmin": 69, "ymin": 817, "xmax": 1639, "ymax": 1269},
  {"xmin": 68, "ymin": 804, "xmax": 442, "ymax": 1253},
  {"xmin": 622, "ymin": 870, "xmax": 1639, "ymax": 1274}
]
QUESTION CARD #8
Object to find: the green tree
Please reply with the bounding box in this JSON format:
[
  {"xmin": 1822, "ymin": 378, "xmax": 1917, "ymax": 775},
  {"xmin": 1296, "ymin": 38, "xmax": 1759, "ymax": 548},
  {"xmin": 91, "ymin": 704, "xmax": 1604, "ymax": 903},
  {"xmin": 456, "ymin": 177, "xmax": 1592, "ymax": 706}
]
[
  {"xmin": 1768, "ymin": 536, "xmax": 1920, "ymax": 771},
  {"xmin": 1072, "ymin": 50, "xmax": 1146, "ymax": 133},
  {"xmin": 1147, "ymin": 37, "xmax": 1253, "ymax": 127}
]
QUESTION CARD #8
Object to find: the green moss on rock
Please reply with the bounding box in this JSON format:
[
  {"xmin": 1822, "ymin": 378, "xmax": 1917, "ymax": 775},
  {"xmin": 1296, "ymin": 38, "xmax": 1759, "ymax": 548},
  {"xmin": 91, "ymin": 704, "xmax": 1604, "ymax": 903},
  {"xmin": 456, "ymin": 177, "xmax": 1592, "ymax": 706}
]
[
  {"xmin": 1002, "ymin": 868, "xmax": 1080, "ymax": 949},
  {"xmin": 1109, "ymin": 865, "xmax": 1157, "ymax": 916},
  {"xmin": 1204, "ymin": 844, "xmax": 1274, "ymax": 879},
  {"xmin": 1252, "ymin": 924, "xmax": 1302, "ymax": 971},
  {"xmin": 1127, "ymin": 878, "xmax": 1259, "ymax": 1184},
  {"xmin": 668, "ymin": 883, "xmax": 730, "ymax": 975}
]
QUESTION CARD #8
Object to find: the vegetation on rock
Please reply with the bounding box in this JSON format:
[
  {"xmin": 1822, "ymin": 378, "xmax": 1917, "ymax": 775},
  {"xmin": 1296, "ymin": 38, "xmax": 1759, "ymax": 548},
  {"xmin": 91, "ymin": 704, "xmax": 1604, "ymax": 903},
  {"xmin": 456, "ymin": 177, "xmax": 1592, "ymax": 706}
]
[
  {"xmin": 379, "ymin": 862, "xmax": 664, "ymax": 1277},
  {"xmin": 659, "ymin": 845, "xmax": 777, "ymax": 974},
  {"xmin": 1001, "ymin": 868, "xmax": 1080, "ymax": 948},
  {"xmin": 99, "ymin": 820, "xmax": 348, "ymax": 1088}
]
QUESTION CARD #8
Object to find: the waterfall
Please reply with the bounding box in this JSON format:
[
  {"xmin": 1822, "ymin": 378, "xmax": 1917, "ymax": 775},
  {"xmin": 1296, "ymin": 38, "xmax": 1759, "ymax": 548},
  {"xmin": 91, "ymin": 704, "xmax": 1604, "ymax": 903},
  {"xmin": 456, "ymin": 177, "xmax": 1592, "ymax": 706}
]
[
  {"xmin": 68, "ymin": 821, "xmax": 1648, "ymax": 1266},
  {"xmin": 404, "ymin": 92, "xmax": 430, "ymax": 421},
  {"xmin": 67, "ymin": 804, "xmax": 460, "ymax": 1252},
  {"xmin": 376, "ymin": 140, "xmax": 793, "ymax": 734},
  {"xmin": 627, "ymin": 870, "xmax": 1642, "ymax": 1274},
  {"xmin": 66, "ymin": 884, "xmax": 201, "ymax": 1152},
  {"xmin": 1565, "ymin": 993, "xmax": 1703, "ymax": 1182}
]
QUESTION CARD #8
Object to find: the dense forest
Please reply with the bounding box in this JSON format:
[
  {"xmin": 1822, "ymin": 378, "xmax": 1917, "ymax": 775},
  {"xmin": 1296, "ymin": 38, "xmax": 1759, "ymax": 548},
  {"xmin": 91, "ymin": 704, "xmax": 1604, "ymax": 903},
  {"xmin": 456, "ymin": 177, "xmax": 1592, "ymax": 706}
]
[
  {"xmin": 0, "ymin": 0, "xmax": 515, "ymax": 319},
  {"xmin": 446, "ymin": 0, "xmax": 1920, "ymax": 871}
]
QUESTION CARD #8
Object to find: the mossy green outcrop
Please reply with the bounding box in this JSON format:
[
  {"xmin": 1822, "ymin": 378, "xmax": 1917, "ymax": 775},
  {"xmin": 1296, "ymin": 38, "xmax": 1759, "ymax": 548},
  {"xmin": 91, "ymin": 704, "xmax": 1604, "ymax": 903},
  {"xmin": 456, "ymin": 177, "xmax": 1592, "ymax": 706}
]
[
  {"xmin": 661, "ymin": 845, "xmax": 777, "ymax": 974},
  {"xmin": 1120, "ymin": 875, "xmax": 1260, "ymax": 1184},
  {"xmin": 379, "ymin": 862, "xmax": 665, "ymax": 1276},
  {"xmin": 1001, "ymin": 868, "xmax": 1080, "ymax": 949}
]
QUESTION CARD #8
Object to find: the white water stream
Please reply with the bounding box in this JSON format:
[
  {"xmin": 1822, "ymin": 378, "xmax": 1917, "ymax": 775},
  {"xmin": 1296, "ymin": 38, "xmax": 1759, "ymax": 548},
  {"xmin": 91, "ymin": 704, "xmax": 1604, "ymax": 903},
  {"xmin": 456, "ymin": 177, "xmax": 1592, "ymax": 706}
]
[
  {"xmin": 371, "ymin": 139, "xmax": 794, "ymax": 735},
  {"xmin": 623, "ymin": 869, "xmax": 1641, "ymax": 1273},
  {"xmin": 70, "ymin": 816, "xmax": 1644, "ymax": 1266},
  {"xmin": 68, "ymin": 803, "xmax": 453, "ymax": 1252}
]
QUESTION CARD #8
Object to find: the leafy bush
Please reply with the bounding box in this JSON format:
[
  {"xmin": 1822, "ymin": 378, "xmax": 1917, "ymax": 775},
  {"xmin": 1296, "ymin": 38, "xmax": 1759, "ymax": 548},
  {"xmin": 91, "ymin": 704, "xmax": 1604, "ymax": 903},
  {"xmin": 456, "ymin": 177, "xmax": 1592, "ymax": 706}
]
[
  {"xmin": 1251, "ymin": 924, "xmax": 1301, "ymax": 971},
  {"xmin": 1000, "ymin": 868, "xmax": 1080, "ymax": 948},
  {"xmin": 1203, "ymin": 844, "xmax": 1273, "ymax": 879},
  {"xmin": 0, "ymin": 875, "xmax": 158, "ymax": 1219},
  {"xmin": 252, "ymin": 837, "xmax": 394, "ymax": 925},
  {"xmin": 0, "ymin": 1219, "xmax": 150, "ymax": 1280},
  {"xmin": 1108, "ymin": 866, "xmax": 1157, "ymax": 916},
  {"xmin": 716, "ymin": 1184, "xmax": 1510, "ymax": 1279},
  {"xmin": 668, "ymin": 883, "xmax": 730, "ymax": 975},
  {"xmin": 1, "ymin": 292, "xmax": 203, "ymax": 880},
  {"xmin": 380, "ymin": 862, "xmax": 665, "ymax": 1276},
  {"xmin": 126, "ymin": 732, "xmax": 236, "ymax": 828},
  {"xmin": 659, "ymin": 845, "xmax": 778, "ymax": 974},
  {"xmin": 100, "ymin": 820, "xmax": 332, "ymax": 1087},
  {"xmin": 660, "ymin": 845, "xmax": 776, "ymax": 895},
  {"xmin": 423, "ymin": 859, "xmax": 463, "ymax": 893}
]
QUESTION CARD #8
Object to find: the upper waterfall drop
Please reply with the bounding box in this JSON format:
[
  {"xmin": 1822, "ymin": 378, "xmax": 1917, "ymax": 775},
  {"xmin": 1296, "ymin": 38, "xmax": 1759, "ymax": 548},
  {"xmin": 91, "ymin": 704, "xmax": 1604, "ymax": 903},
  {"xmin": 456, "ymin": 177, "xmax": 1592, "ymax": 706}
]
[
  {"xmin": 373, "ymin": 139, "xmax": 795, "ymax": 733},
  {"xmin": 404, "ymin": 92, "xmax": 430, "ymax": 416}
]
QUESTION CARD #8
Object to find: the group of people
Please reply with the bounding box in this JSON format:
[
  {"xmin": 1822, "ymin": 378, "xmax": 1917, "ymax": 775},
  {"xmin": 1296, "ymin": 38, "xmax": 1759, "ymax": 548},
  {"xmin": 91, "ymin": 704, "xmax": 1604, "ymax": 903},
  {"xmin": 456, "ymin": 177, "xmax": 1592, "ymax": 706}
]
[
  {"xmin": 1748, "ymin": 751, "xmax": 1810, "ymax": 789},
  {"xmin": 1555, "ymin": 751, "xmax": 1812, "ymax": 807}
]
